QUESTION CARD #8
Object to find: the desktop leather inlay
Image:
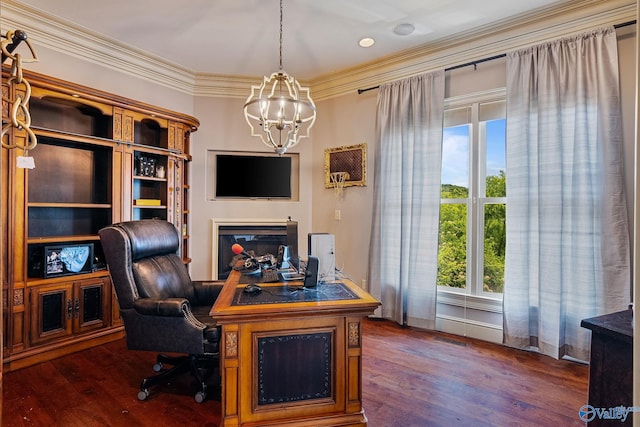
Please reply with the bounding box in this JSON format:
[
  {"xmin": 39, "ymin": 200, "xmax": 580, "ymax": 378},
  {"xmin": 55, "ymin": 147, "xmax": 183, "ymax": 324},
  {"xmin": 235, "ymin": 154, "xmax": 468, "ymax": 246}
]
[{"xmin": 232, "ymin": 282, "xmax": 358, "ymax": 306}]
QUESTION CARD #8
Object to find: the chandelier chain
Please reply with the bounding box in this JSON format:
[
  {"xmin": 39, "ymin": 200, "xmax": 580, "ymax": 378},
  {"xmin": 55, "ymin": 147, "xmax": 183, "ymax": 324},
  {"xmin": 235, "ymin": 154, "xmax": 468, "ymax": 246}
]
[{"xmin": 279, "ymin": 0, "xmax": 283, "ymax": 70}]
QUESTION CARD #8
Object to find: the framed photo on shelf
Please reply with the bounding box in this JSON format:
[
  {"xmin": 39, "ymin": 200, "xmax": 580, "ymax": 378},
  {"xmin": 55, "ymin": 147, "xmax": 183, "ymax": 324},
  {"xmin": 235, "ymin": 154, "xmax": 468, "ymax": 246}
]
[
  {"xmin": 324, "ymin": 143, "xmax": 367, "ymax": 188},
  {"xmin": 43, "ymin": 243, "xmax": 94, "ymax": 278}
]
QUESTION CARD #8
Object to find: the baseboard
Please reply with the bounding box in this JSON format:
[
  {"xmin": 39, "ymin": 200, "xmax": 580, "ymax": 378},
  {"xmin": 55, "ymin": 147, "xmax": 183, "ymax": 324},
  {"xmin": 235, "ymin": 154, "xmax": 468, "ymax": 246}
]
[
  {"xmin": 435, "ymin": 314, "xmax": 503, "ymax": 344},
  {"xmin": 3, "ymin": 327, "xmax": 125, "ymax": 372}
]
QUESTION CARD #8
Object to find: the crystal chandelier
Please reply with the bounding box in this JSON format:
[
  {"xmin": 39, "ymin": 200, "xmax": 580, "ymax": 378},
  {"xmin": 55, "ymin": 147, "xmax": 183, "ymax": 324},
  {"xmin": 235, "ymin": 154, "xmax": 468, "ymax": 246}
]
[{"xmin": 243, "ymin": 0, "xmax": 316, "ymax": 155}]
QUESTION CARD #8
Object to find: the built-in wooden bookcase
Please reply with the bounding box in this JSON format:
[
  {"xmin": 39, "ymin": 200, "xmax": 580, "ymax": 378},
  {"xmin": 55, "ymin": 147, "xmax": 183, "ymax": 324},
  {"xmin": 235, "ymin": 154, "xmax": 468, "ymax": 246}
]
[
  {"xmin": 1, "ymin": 69, "xmax": 199, "ymax": 370},
  {"xmin": 132, "ymin": 117, "xmax": 168, "ymax": 220}
]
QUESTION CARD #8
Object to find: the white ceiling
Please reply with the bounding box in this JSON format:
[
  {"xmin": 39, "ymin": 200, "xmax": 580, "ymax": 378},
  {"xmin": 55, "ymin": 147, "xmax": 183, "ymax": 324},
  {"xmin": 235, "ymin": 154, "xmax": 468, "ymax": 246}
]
[{"xmin": 11, "ymin": 0, "xmax": 571, "ymax": 80}]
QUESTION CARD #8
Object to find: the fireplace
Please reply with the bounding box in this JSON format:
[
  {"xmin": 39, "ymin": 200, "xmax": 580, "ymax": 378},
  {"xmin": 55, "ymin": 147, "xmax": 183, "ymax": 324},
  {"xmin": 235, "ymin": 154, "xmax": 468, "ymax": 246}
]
[{"xmin": 212, "ymin": 219, "xmax": 298, "ymax": 280}]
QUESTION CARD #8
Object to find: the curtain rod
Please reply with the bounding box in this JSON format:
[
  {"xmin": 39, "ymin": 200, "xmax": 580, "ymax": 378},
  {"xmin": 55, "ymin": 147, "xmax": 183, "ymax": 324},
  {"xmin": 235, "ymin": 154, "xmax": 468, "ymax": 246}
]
[{"xmin": 357, "ymin": 20, "xmax": 637, "ymax": 95}]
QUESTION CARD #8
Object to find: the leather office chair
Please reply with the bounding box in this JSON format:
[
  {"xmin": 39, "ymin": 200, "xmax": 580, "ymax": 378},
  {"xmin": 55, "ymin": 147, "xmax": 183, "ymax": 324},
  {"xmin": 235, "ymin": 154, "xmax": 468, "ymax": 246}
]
[{"xmin": 99, "ymin": 219, "xmax": 222, "ymax": 403}]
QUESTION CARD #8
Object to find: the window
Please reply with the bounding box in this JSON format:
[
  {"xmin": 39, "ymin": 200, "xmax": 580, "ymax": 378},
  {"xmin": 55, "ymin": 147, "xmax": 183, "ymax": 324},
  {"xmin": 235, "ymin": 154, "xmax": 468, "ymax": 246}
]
[{"xmin": 438, "ymin": 96, "xmax": 506, "ymax": 298}]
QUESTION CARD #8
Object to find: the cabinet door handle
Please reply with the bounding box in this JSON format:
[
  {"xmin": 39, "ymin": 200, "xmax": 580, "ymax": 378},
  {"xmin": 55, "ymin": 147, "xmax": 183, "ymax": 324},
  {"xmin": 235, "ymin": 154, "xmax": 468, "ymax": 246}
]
[
  {"xmin": 75, "ymin": 297, "xmax": 80, "ymax": 318},
  {"xmin": 67, "ymin": 299, "xmax": 73, "ymax": 319}
]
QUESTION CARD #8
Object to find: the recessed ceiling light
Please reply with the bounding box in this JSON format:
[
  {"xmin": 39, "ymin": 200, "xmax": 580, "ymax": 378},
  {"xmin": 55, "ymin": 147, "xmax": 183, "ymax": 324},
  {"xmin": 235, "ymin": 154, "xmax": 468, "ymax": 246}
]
[
  {"xmin": 359, "ymin": 37, "xmax": 375, "ymax": 48},
  {"xmin": 393, "ymin": 23, "xmax": 415, "ymax": 36}
]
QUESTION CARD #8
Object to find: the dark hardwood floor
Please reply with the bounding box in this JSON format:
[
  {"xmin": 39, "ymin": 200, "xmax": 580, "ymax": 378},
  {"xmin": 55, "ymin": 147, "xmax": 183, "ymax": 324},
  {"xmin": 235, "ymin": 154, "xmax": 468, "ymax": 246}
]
[
  {"xmin": 361, "ymin": 319, "xmax": 588, "ymax": 427},
  {"xmin": 3, "ymin": 318, "xmax": 588, "ymax": 426}
]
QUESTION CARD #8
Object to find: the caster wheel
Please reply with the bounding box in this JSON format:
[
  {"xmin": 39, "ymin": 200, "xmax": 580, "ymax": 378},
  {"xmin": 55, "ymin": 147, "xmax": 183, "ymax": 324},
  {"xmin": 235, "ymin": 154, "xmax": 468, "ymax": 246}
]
[
  {"xmin": 152, "ymin": 362, "xmax": 163, "ymax": 372},
  {"xmin": 195, "ymin": 391, "xmax": 206, "ymax": 403},
  {"xmin": 137, "ymin": 389, "xmax": 150, "ymax": 401}
]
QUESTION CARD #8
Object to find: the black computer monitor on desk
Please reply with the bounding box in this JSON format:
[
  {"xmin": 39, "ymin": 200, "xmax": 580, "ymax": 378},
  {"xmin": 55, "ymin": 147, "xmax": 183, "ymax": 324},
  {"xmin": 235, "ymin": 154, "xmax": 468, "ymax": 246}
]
[
  {"xmin": 278, "ymin": 220, "xmax": 298, "ymax": 269},
  {"xmin": 277, "ymin": 245, "xmax": 299, "ymax": 270},
  {"xmin": 286, "ymin": 220, "xmax": 298, "ymax": 261}
]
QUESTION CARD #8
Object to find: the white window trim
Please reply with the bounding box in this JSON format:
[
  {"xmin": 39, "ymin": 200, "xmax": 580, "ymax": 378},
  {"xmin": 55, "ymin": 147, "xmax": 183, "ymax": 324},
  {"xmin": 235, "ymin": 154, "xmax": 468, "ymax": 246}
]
[
  {"xmin": 438, "ymin": 88, "xmax": 507, "ymax": 302},
  {"xmin": 444, "ymin": 88, "xmax": 506, "ymax": 110}
]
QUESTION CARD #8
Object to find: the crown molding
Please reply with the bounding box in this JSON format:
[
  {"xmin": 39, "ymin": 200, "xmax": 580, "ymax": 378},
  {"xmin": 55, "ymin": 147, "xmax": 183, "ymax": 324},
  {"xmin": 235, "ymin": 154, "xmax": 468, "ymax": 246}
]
[
  {"xmin": 2, "ymin": 0, "xmax": 636, "ymax": 101},
  {"xmin": 192, "ymin": 73, "xmax": 256, "ymax": 99},
  {"xmin": 1, "ymin": 0, "xmax": 197, "ymax": 94},
  {"xmin": 310, "ymin": 0, "xmax": 637, "ymax": 101}
]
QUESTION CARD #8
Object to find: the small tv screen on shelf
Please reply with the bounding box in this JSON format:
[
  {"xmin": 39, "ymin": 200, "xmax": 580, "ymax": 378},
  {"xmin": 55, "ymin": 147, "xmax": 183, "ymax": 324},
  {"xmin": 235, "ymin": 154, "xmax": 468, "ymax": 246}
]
[
  {"xmin": 43, "ymin": 243, "xmax": 94, "ymax": 278},
  {"xmin": 215, "ymin": 154, "xmax": 292, "ymax": 199}
]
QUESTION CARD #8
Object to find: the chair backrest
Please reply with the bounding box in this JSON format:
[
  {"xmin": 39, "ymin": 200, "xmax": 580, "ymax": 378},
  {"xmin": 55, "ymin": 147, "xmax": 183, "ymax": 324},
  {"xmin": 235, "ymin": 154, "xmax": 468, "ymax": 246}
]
[{"xmin": 99, "ymin": 220, "xmax": 195, "ymax": 309}]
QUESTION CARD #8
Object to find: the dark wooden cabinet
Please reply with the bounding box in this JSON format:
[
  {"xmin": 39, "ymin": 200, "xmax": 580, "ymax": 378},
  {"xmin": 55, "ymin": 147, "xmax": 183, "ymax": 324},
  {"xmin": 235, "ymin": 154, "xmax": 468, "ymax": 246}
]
[
  {"xmin": 1, "ymin": 69, "xmax": 199, "ymax": 370},
  {"xmin": 581, "ymin": 309, "xmax": 633, "ymax": 426},
  {"xmin": 29, "ymin": 276, "xmax": 110, "ymax": 346}
]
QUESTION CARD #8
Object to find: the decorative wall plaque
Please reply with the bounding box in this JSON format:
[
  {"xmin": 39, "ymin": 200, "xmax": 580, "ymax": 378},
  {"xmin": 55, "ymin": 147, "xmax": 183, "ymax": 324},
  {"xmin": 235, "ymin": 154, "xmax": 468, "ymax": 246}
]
[
  {"xmin": 13, "ymin": 288, "xmax": 23, "ymax": 306},
  {"xmin": 225, "ymin": 331, "xmax": 238, "ymax": 357},
  {"xmin": 348, "ymin": 322, "xmax": 360, "ymax": 347}
]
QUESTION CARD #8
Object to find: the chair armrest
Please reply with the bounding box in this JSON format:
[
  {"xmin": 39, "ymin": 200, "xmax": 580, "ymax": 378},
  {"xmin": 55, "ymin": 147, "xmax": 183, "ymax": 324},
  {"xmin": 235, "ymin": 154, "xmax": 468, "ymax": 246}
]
[
  {"xmin": 134, "ymin": 298, "xmax": 188, "ymax": 317},
  {"xmin": 193, "ymin": 280, "xmax": 225, "ymax": 305}
]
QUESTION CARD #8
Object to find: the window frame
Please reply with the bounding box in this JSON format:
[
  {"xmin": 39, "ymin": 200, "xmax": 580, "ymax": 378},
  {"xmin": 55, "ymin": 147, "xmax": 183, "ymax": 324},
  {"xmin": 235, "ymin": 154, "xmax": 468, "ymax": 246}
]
[{"xmin": 438, "ymin": 89, "xmax": 506, "ymax": 302}]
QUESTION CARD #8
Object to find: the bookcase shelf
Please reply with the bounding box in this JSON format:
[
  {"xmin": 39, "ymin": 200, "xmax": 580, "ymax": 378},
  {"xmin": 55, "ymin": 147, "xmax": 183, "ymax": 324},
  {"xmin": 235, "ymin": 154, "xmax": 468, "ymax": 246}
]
[
  {"xmin": 29, "ymin": 203, "xmax": 113, "ymax": 208},
  {"xmin": 133, "ymin": 176, "xmax": 167, "ymax": 182},
  {"xmin": 27, "ymin": 235, "xmax": 100, "ymax": 244}
]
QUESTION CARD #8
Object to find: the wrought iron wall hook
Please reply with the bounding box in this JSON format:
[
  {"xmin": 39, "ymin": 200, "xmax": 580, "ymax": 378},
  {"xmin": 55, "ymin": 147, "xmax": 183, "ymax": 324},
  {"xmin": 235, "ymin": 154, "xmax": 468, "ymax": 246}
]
[
  {"xmin": 1, "ymin": 30, "xmax": 38, "ymax": 64},
  {"xmin": 1, "ymin": 30, "xmax": 39, "ymax": 152}
]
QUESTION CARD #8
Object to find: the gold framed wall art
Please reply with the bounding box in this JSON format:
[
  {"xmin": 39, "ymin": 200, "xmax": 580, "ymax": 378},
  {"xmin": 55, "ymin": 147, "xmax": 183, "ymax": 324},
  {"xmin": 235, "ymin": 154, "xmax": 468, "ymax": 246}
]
[{"xmin": 324, "ymin": 143, "xmax": 367, "ymax": 188}]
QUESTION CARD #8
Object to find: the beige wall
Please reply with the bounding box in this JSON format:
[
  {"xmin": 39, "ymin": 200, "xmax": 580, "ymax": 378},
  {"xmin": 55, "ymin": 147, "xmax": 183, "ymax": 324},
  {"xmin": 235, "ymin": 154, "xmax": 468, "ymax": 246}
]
[
  {"xmin": 310, "ymin": 89, "xmax": 378, "ymax": 287},
  {"xmin": 617, "ymin": 25, "xmax": 638, "ymax": 277},
  {"xmin": 188, "ymin": 96, "xmax": 314, "ymax": 279}
]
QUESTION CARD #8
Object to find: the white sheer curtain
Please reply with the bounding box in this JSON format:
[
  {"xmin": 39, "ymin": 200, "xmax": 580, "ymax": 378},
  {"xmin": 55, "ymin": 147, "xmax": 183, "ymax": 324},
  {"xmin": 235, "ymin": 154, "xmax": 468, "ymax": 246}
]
[
  {"xmin": 503, "ymin": 27, "xmax": 630, "ymax": 361},
  {"xmin": 368, "ymin": 71, "xmax": 445, "ymax": 329}
]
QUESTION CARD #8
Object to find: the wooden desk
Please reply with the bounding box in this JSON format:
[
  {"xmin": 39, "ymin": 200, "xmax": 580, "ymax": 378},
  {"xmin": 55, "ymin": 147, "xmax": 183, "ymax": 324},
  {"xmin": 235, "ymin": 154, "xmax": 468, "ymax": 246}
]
[{"xmin": 210, "ymin": 270, "xmax": 380, "ymax": 427}]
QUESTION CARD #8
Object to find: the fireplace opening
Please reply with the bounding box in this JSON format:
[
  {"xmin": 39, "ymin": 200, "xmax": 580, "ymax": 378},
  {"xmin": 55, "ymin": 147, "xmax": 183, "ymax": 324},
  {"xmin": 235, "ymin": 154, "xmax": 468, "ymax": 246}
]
[{"xmin": 217, "ymin": 225, "xmax": 286, "ymax": 280}]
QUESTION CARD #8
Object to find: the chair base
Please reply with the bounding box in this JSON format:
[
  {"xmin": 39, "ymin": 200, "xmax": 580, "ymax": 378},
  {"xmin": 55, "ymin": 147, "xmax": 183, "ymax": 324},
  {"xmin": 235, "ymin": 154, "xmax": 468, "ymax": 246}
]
[{"xmin": 137, "ymin": 353, "xmax": 219, "ymax": 403}]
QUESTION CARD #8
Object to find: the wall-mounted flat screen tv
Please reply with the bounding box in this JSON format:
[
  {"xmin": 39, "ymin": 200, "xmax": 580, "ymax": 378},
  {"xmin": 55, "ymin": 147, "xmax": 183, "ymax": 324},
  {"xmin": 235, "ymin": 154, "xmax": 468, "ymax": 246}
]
[{"xmin": 215, "ymin": 154, "xmax": 292, "ymax": 199}]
